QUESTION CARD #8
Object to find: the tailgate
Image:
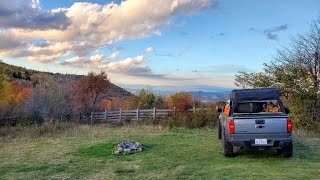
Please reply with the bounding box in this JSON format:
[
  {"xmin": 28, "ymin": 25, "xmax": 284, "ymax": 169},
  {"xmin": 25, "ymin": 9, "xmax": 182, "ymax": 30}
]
[{"xmin": 234, "ymin": 116, "xmax": 288, "ymax": 134}]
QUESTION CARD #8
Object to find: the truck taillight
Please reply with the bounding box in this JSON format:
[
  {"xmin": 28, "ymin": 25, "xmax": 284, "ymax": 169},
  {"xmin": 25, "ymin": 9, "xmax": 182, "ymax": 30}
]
[
  {"xmin": 229, "ymin": 119, "xmax": 235, "ymax": 134},
  {"xmin": 287, "ymin": 119, "xmax": 292, "ymax": 133}
]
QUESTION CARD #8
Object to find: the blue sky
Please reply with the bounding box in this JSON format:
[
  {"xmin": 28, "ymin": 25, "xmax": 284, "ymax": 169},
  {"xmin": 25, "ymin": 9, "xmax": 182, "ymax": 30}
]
[{"xmin": 1, "ymin": 0, "xmax": 319, "ymax": 91}]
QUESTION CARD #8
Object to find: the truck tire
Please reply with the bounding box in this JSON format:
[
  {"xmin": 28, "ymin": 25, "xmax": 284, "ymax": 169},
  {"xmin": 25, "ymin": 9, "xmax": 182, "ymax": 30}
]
[
  {"xmin": 281, "ymin": 142, "xmax": 293, "ymax": 158},
  {"xmin": 222, "ymin": 131, "xmax": 234, "ymax": 157},
  {"xmin": 218, "ymin": 121, "xmax": 222, "ymax": 139},
  {"xmin": 276, "ymin": 148, "xmax": 283, "ymax": 156}
]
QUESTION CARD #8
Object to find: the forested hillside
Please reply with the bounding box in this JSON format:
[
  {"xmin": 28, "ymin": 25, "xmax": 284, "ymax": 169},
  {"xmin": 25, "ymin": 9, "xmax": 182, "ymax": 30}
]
[
  {"xmin": 0, "ymin": 61, "xmax": 132, "ymax": 97},
  {"xmin": 0, "ymin": 61, "xmax": 132, "ymax": 124}
]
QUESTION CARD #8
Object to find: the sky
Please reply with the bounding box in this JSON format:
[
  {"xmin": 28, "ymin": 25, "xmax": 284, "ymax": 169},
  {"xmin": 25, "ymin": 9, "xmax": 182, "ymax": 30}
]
[{"xmin": 0, "ymin": 0, "xmax": 319, "ymax": 91}]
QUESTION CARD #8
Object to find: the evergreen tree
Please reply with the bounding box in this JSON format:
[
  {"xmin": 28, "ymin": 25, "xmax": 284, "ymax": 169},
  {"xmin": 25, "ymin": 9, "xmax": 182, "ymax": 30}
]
[
  {"xmin": 17, "ymin": 71, "xmax": 22, "ymax": 79},
  {"xmin": 13, "ymin": 72, "xmax": 18, "ymax": 79},
  {"xmin": 25, "ymin": 71, "xmax": 31, "ymax": 81}
]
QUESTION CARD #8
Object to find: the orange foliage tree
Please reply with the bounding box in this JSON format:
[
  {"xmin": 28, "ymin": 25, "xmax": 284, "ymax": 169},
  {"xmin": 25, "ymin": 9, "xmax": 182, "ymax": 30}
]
[
  {"xmin": 167, "ymin": 92, "xmax": 193, "ymax": 112},
  {"xmin": 0, "ymin": 80, "xmax": 32, "ymax": 118},
  {"xmin": 71, "ymin": 71, "xmax": 110, "ymax": 113}
]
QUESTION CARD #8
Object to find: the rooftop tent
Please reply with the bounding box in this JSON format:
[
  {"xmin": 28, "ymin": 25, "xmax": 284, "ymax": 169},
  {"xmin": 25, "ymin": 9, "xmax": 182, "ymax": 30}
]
[{"xmin": 230, "ymin": 88, "xmax": 281, "ymax": 102}]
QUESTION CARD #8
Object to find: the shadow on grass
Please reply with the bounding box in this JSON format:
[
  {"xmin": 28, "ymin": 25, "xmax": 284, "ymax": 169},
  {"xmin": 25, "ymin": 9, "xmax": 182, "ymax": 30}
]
[
  {"xmin": 233, "ymin": 147, "xmax": 279, "ymax": 158},
  {"xmin": 293, "ymin": 138, "xmax": 319, "ymax": 162},
  {"xmin": 230, "ymin": 139, "xmax": 316, "ymax": 160},
  {"xmin": 114, "ymin": 168, "xmax": 136, "ymax": 174}
]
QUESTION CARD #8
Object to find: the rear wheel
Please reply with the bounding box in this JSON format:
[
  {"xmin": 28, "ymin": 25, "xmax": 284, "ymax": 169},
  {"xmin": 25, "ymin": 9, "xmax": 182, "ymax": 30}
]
[
  {"xmin": 222, "ymin": 130, "xmax": 234, "ymax": 157},
  {"xmin": 281, "ymin": 142, "xmax": 293, "ymax": 158},
  {"xmin": 276, "ymin": 148, "xmax": 283, "ymax": 156}
]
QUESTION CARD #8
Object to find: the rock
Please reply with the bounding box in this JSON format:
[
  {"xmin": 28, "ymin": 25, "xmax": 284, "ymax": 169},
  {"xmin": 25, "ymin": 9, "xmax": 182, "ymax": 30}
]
[{"xmin": 114, "ymin": 140, "xmax": 143, "ymax": 155}]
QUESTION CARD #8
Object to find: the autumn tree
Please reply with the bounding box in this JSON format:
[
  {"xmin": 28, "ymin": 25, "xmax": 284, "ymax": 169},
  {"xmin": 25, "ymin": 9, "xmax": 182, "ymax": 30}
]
[
  {"xmin": 167, "ymin": 92, "xmax": 193, "ymax": 112},
  {"xmin": 71, "ymin": 71, "xmax": 110, "ymax": 113},
  {"xmin": 121, "ymin": 96, "xmax": 139, "ymax": 110},
  {"xmin": 0, "ymin": 80, "xmax": 32, "ymax": 119}
]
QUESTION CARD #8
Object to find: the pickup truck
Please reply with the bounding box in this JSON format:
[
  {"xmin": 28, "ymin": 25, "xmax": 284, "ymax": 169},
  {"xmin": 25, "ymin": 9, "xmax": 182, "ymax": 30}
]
[{"xmin": 217, "ymin": 88, "xmax": 293, "ymax": 157}]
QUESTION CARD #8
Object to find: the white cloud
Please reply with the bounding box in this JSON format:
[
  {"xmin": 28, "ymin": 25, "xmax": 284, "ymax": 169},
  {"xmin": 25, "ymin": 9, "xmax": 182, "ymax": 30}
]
[
  {"xmin": 145, "ymin": 47, "xmax": 155, "ymax": 53},
  {"xmin": 10, "ymin": 41, "xmax": 73, "ymax": 62},
  {"xmin": 109, "ymin": 51, "xmax": 119, "ymax": 59},
  {"xmin": 0, "ymin": 0, "xmax": 213, "ymax": 63},
  {"xmin": 12, "ymin": 0, "xmax": 213, "ymax": 43},
  {"xmin": 0, "ymin": 0, "xmax": 215, "ymax": 85},
  {"xmin": 60, "ymin": 54, "xmax": 150, "ymax": 75},
  {"xmin": 60, "ymin": 53, "xmax": 110, "ymax": 67},
  {"xmin": 99, "ymin": 55, "xmax": 150, "ymax": 74}
]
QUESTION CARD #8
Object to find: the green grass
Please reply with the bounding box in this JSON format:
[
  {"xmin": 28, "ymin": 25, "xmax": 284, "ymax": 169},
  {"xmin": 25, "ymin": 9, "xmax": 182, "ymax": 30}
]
[{"xmin": 0, "ymin": 124, "xmax": 320, "ymax": 180}]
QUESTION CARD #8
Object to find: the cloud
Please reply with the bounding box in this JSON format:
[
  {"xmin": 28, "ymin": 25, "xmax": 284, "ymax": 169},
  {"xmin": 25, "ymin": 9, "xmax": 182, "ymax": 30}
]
[
  {"xmin": 264, "ymin": 24, "xmax": 288, "ymax": 40},
  {"xmin": 249, "ymin": 24, "xmax": 288, "ymax": 40},
  {"xmin": 0, "ymin": 0, "xmax": 214, "ymax": 66},
  {"xmin": 210, "ymin": 32, "xmax": 225, "ymax": 39},
  {"xmin": 59, "ymin": 54, "xmax": 110, "ymax": 68},
  {"xmin": 10, "ymin": 41, "xmax": 73, "ymax": 62},
  {"xmin": 155, "ymin": 53, "xmax": 176, "ymax": 57},
  {"xmin": 155, "ymin": 45, "xmax": 192, "ymax": 58},
  {"xmin": 109, "ymin": 51, "xmax": 119, "ymax": 59},
  {"xmin": 60, "ymin": 54, "xmax": 150, "ymax": 75},
  {"xmin": 0, "ymin": 32, "xmax": 25, "ymax": 51},
  {"xmin": 145, "ymin": 47, "xmax": 155, "ymax": 53},
  {"xmin": 3, "ymin": 1, "xmax": 213, "ymax": 48},
  {"xmin": 264, "ymin": 24, "xmax": 288, "ymax": 34},
  {"xmin": 0, "ymin": 0, "xmax": 70, "ymax": 30},
  {"xmin": 193, "ymin": 64, "xmax": 250, "ymax": 74},
  {"xmin": 112, "ymin": 72, "xmax": 236, "ymax": 88},
  {"xmin": 100, "ymin": 56, "xmax": 150, "ymax": 74}
]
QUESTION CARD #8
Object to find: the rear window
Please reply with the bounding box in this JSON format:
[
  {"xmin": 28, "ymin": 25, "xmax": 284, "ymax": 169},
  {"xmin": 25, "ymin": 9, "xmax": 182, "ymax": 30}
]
[{"xmin": 233, "ymin": 100, "xmax": 283, "ymax": 115}]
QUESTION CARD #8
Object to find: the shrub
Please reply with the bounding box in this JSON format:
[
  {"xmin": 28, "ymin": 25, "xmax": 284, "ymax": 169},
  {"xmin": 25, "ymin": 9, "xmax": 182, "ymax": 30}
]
[{"xmin": 135, "ymin": 109, "xmax": 219, "ymax": 129}]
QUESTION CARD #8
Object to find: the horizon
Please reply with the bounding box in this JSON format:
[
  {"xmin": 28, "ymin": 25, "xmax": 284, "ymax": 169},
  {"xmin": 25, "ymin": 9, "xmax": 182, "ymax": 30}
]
[{"xmin": 1, "ymin": 0, "xmax": 319, "ymax": 91}]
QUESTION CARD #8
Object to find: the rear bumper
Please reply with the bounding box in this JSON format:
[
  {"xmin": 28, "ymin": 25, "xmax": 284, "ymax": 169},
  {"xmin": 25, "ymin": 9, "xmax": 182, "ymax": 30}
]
[{"xmin": 229, "ymin": 133, "xmax": 292, "ymax": 147}]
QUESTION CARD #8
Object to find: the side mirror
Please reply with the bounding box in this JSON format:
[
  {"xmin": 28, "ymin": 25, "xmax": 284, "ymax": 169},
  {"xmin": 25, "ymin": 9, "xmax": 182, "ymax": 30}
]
[
  {"xmin": 284, "ymin": 108, "xmax": 290, "ymax": 114},
  {"xmin": 216, "ymin": 106, "xmax": 222, "ymax": 113}
]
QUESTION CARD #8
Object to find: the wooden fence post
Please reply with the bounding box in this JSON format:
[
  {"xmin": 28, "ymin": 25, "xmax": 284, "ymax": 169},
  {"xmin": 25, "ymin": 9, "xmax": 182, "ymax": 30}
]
[
  {"xmin": 104, "ymin": 110, "xmax": 107, "ymax": 121},
  {"xmin": 119, "ymin": 109, "xmax": 122, "ymax": 122},
  {"xmin": 193, "ymin": 106, "xmax": 196, "ymax": 113},
  {"xmin": 174, "ymin": 107, "xmax": 176, "ymax": 118},
  {"xmin": 136, "ymin": 108, "xmax": 139, "ymax": 121},
  {"xmin": 90, "ymin": 111, "xmax": 93, "ymax": 125},
  {"xmin": 153, "ymin": 107, "xmax": 156, "ymax": 119}
]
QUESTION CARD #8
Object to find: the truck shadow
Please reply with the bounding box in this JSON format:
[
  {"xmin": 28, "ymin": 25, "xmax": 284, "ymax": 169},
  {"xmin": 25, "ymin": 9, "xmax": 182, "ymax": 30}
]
[
  {"xmin": 232, "ymin": 139, "xmax": 316, "ymax": 160},
  {"xmin": 233, "ymin": 147, "xmax": 279, "ymax": 158}
]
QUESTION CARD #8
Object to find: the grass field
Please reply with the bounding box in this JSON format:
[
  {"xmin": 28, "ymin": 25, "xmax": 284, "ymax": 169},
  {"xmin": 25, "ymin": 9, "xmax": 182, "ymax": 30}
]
[{"xmin": 0, "ymin": 124, "xmax": 320, "ymax": 180}]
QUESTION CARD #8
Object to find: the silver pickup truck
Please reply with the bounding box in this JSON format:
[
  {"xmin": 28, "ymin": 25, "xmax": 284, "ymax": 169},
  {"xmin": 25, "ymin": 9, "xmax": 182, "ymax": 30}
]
[{"xmin": 217, "ymin": 88, "xmax": 293, "ymax": 157}]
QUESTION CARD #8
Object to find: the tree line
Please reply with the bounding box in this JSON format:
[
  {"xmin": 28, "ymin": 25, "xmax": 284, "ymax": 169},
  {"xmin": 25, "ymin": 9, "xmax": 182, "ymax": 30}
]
[{"xmin": 0, "ymin": 69, "xmax": 215, "ymax": 125}]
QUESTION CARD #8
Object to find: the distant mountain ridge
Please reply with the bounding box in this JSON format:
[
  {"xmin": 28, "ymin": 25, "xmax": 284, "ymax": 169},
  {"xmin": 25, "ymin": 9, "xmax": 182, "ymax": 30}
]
[
  {"xmin": 126, "ymin": 87, "xmax": 230, "ymax": 102},
  {"xmin": 0, "ymin": 61, "xmax": 133, "ymax": 98},
  {"xmin": 188, "ymin": 91, "xmax": 230, "ymax": 102}
]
